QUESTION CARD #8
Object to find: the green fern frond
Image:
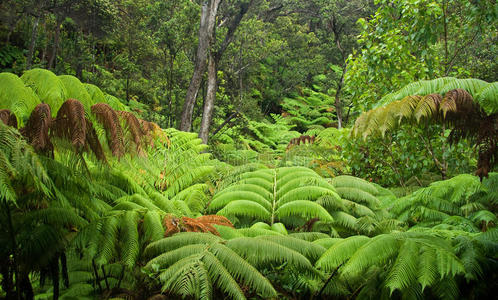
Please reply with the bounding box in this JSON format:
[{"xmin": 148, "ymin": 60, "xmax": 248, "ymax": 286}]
[
  {"xmin": 209, "ymin": 243, "xmax": 277, "ymax": 298},
  {"xmin": 84, "ymin": 83, "xmax": 106, "ymax": 103},
  {"xmin": 237, "ymin": 227, "xmax": 284, "ymax": 237},
  {"xmin": 120, "ymin": 210, "xmax": 140, "ymax": 268},
  {"xmin": 145, "ymin": 244, "xmax": 206, "ymax": 271},
  {"xmin": 275, "ymin": 200, "xmax": 333, "ymax": 222},
  {"xmin": 27, "ymin": 207, "xmax": 88, "ymax": 228},
  {"xmin": 210, "ymin": 191, "xmax": 271, "ymax": 211},
  {"xmin": 144, "ymin": 233, "xmax": 222, "ymax": 258},
  {"xmin": 334, "ymin": 187, "xmax": 380, "ymax": 207},
  {"xmin": 21, "ymin": 68, "xmax": 67, "ymax": 114},
  {"xmin": 202, "ymin": 251, "xmax": 245, "ymax": 300},
  {"xmin": 277, "ymin": 186, "xmax": 339, "ymax": 205},
  {"xmin": 330, "ymin": 175, "xmax": 379, "ymax": 195},
  {"xmin": 256, "ymin": 235, "xmax": 326, "ymax": 262},
  {"xmin": 384, "ymin": 239, "xmax": 419, "ymax": 293},
  {"xmin": 58, "ymin": 75, "xmax": 95, "ymax": 112},
  {"xmin": 475, "ymin": 82, "xmax": 498, "ymax": 115},
  {"xmin": 217, "ymin": 200, "xmax": 271, "ymax": 221},
  {"xmin": 227, "ymin": 237, "xmax": 314, "ymax": 270},
  {"xmin": 94, "ymin": 215, "xmax": 120, "ymax": 266},
  {"xmin": 143, "ymin": 210, "xmax": 165, "ymax": 242},
  {"xmin": 289, "ymin": 232, "xmax": 331, "ymax": 241},
  {"xmin": 0, "ymin": 72, "xmax": 40, "ymax": 123},
  {"xmin": 342, "ymin": 234, "xmax": 400, "ymax": 277},
  {"xmin": 316, "ymin": 235, "xmax": 370, "ymax": 271}
]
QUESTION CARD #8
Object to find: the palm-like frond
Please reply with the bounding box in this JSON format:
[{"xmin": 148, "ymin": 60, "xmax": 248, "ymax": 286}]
[
  {"xmin": 316, "ymin": 230, "xmax": 466, "ymax": 297},
  {"xmin": 20, "ymin": 103, "xmax": 53, "ymax": 154},
  {"xmin": 21, "ymin": 68, "xmax": 68, "ymax": 115},
  {"xmin": 58, "ymin": 75, "xmax": 95, "ymax": 112},
  {"xmin": 328, "ymin": 176, "xmax": 399, "ymax": 235},
  {"xmin": 393, "ymin": 174, "xmax": 495, "ymax": 229},
  {"xmin": 210, "ymin": 166, "xmax": 339, "ymax": 229},
  {"xmin": 91, "ymin": 103, "xmax": 125, "ymax": 157},
  {"xmin": 0, "ymin": 72, "xmax": 40, "ymax": 124},
  {"xmin": 145, "ymin": 232, "xmax": 279, "ymax": 300},
  {"xmin": 353, "ymin": 77, "xmax": 498, "ymax": 178}
]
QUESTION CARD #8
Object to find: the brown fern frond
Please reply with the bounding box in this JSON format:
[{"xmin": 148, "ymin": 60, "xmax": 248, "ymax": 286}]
[
  {"xmin": 441, "ymin": 89, "xmax": 476, "ymax": 118},
  {"xmin": 138, "ymin": 119, "xmax": 157, "ymax": 136},
  {"xmin": 161, "ymin": 215, "xmax": 234, "ymax": 237},
  {"xmin": 91, "ymin": 103, "xmax": 124, "ymax": 157},
  {"xmin": 163, "ymin": 215, "xmax": 180, "ymax": 237},
  {"xmin": 286, "ymin": 135, "xmax": 316, "ymax": 151},
  {"xmin": 117, "ymin": 111, "xmax": 144, "ymax": 155},
  {"xmin": 52, "ymin": 99, "xmax": 87, "ymax": 150},
  {"xmin": 85, "ymin": 118, "xmax": 107, "ymax": 162},
  {"xmin": 394, "ymin": 95, "xmax": 421, "ymax": 122},
  {"xmin": 21, "ymin": 103, "xmax": 53, "ymax": 154},
  {"xmin": 0, "ymin": 109, "xmax": 18, "ymax": 128},
  {"xmin": 195, "ymin": 215, "xmax": 234, "ymax": 228},
  {"xmin": 474, "ymin": 114, "xmax": 498, "ymax": 181},
  {"xmin": 311, "ymin": 160, "xmax": 345, "ymax": 177},
  {"xmin": 414, "ymin": 94, "xmax": 442, "ymax": 121},
  {"xmin": 182, "ymin": 217, "xmax": 215, "ymax": 234},
  {"xmin": 138, "ymin": 119, "xmax": 161, "ymax": 147},
  {"xmin": 181, "ymin": 215, "xmax": 234, "ymax": 235}
]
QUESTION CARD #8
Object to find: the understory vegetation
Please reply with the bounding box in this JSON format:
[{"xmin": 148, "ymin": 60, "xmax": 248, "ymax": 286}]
[{"xmin": 1, "ymin": 0, "xmax": 497, "ymax": 299}]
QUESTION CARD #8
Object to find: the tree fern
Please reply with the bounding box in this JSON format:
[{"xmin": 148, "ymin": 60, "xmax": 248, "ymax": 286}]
[
  {"xmin": 21, "ymin": 68, "xmax": 68, "ymax": 115},
  {"xmin": 120, "ymin": 210, "xmax": 140, "ymax": 268},
  {"xmin": 316, "ymin": 230, "xmax": 467, "ymax": 298},
  {"xmin": 84, "ymin": 83, "xmax": 107, "ymax": 104},
  {"xmin": 58, "ymin": 75, "xmax": 95, "ymax": 112},
  {"xmin": 210, "ymin": 166, "xmax": 340, "ymax": 229},
  {"xmin": 392, "ymin": 174, "xmax": 496, "ymax": 229},
  {"xmin": 327, "ymin": 175, "xmax": 400, "ymax": 235},
  {"xmin": 0, "ymin": 72, "xmax": 40, "ymax": 124},
  {"xmin": 353, "ymin": 77, "xmax": 497, "ymax": 178},
  {"xmin": 144, "ymin": 232, "xmax": 277, "ymax": 300}
]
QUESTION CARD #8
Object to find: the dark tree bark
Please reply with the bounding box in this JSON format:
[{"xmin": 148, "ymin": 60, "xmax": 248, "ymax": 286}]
[
  {"xmin": 334, "ymin": 65, "xmax": 346, "ymax": 129},
  {"xmin": 329, "ymin": 14, "xmax": 346, "ymax": 128},
  {"xmin": 48, "ymin": 17, "xmax": 62, "ymax": 70},
  {"xmin": 180, "ymin": 0, "xmax": 221, "ymax": 132},
  {"xmin": 198, "ymin": 1, "xmax": 253, "ymax": 143},
  {"xmin": 199, "ymin": 53, "xmax": 217, "ymax": 143},
  {"xmin": 26, "ymin": 15, "xmax": 40, "ymax": 70},
  {"xmin": 167, "ymin": 51, "xmax": 176, "ymax": 127},
  {"xmin": 0, "ymin": 259, "xmax": 14, "ymax": 299}
]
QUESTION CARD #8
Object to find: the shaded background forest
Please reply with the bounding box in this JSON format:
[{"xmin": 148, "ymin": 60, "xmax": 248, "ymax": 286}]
[
  {"xmin": 1, "ymin": 0, "xmax": 495, "ymax": 124},
  {"xmin": 2, "ymin": 0, "xmax": 496, "ymax": 187},
  {"xmin": 1, "ymin": 1, "xmax": 498, "ymax": 299}
]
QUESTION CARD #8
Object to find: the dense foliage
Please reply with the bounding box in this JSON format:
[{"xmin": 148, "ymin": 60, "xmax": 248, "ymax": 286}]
[{"xmin": 0, "ymin": 0, "xmax": 497, "ymax": 299}]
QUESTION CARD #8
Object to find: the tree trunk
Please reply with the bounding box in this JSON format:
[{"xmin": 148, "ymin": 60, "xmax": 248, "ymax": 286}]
[
  {"xmin": 199, "ymin": 53, "xmax": 218, "ymax": 143},
  {"xmin": 329, "ymin": 14, "xmax": 347, "ymax": 129},
  {"xmin": 48, "ymin": 18, "xmax": 62, "ymax": 70},
  {"xmin": 0, "ymin": 259, "xmax": 14, "ymax": 299},
  {"xmin": 334, "ymin": 65, "xmax": 346, "ymax": 128},
  {"xmin": 180, "ymin": 0, "xmax": 221, "ymax": 132},
  {"xmin": 167, "ymin": 52, "xmax": 175, "ymax": 127},
  {"xmin": 196, "ymin": 1, "xmax": 253, "ymax": 142},
  {"xmin": 26, "ymin": 15, "xmax": 40, "ymax": 70}
]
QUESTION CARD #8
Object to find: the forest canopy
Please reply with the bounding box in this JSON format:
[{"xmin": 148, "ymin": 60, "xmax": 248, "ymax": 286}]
[{"xmin": 0, "ymin": 0, "xmax": 497, "ymax": 299}]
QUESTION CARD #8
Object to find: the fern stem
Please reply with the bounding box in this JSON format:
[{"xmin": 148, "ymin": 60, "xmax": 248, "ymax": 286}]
[
  {"xmin": 92, "ymin": 259, "xmax": 103, "ymax": 293},
  {"xmin": 316, "ymin": 262, "xmax": 344, "ymax": 298},
  {"xmin": 117, "ymin": 264, "xmax": 125, "ymax": 289},
  {"xmin": 101, "ymin": 265, "xmax": 110, "ymax": 290},
  {"xmin": 271, "ymin": 170, "xmax": 277, "ymax": 225},
  {"xmin": 3, "ymin": 200, "xmax": 21, "ymax": 300}
]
